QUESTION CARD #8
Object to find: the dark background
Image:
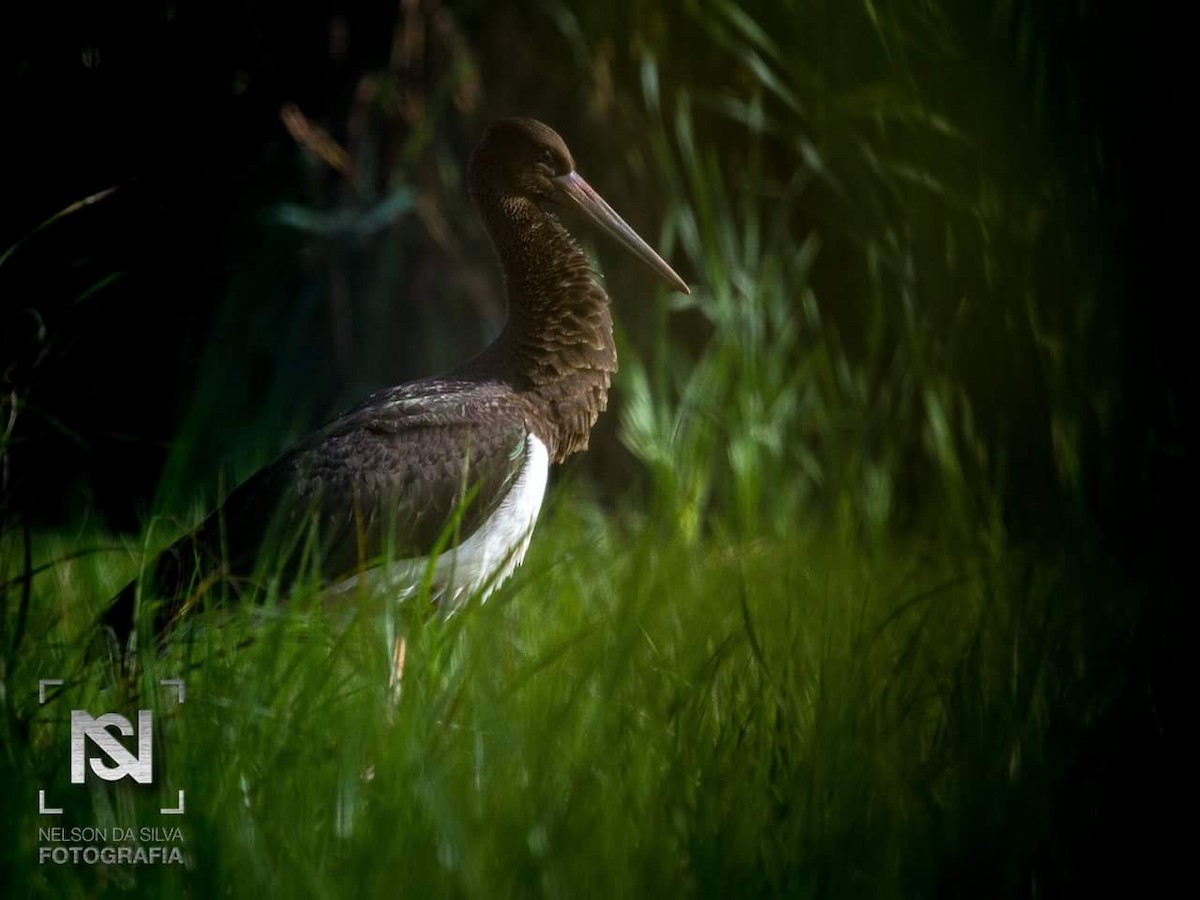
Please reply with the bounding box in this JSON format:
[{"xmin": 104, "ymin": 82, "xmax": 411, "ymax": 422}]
[
  {"xmin": 2, "ymin": 2, "xmax": 1191, "ymax": 537},
  {"xmin": 1, "ymin": 1, "xmax": 1191, "ymax": 890}
]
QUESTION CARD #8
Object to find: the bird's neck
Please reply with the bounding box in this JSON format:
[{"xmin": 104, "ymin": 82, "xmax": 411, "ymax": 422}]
[{"xmin": 472, "ymin": 194, "xmax": 617, "ymax": 463}]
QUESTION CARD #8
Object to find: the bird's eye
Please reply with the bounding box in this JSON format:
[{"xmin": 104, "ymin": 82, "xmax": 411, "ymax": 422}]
[{"xmin": 539, "ymin": 148, "xmax": 556, "ymax": 168}]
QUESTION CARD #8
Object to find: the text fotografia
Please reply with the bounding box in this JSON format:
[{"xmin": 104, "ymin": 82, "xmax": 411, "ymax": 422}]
[{"xmin": 38, "ymin": 826, "xmax": 188, "ymax": 866}]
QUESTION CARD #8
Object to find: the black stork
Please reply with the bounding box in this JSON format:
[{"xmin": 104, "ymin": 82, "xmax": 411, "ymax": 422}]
[{"xmin": 102, "ymin": 118, "xmax": 689, "ymax": 650}]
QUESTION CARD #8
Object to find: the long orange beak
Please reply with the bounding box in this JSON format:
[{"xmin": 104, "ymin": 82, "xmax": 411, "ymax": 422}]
[{"xmin": 553, "ymin": 171, "xmax": 690, "ymax": 295}]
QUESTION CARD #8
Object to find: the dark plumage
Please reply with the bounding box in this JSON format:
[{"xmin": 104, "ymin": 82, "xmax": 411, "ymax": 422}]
[{"xmin": 102, "ymin": 118, "xmax": 688, "ymax": 648}]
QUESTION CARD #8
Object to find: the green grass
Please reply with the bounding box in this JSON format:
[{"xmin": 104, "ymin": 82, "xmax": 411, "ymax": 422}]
[{"xmin": 2, "ymin": 487, "xmax": 1105, "ymax": 898}]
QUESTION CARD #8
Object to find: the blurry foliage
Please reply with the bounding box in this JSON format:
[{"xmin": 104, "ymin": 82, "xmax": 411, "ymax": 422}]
[
  {"xmin": 0, "ymin": 187, "xmax": 126, "ymax": 696},
  {"xmin": 142, "ymin": 0, "xmax": 1110, "ymax": 549},
  {"xmin": 526, "ymin": 0, "xmax": 1111, "ymax": 543},
  {"xmin": 0, "ymin": 470, "xmax": 1147, "ymax": 898},
  {"xmin": 153, "ymin": 0, "xmax": 496, "ymax": 514},
  {"xmin": 0, "ymin": 0, "xmax": 1134, "ymax": 548}
]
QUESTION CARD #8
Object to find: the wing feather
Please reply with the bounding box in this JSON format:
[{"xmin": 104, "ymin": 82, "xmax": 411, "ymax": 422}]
[{"xmin": 105, "ymin": 381, "xmax": 531, "ymax": 642}]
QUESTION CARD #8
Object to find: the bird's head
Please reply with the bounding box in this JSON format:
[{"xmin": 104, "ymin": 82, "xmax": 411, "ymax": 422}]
[
  {"xmin": 469, "ymin": 118, "xmax": 575, "ymax": 201},
  {"xmin": 469, "ymin": 118, "xmax": 689, "ymax": 294}
]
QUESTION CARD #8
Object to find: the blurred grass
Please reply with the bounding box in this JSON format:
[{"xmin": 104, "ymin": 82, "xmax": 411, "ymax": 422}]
[
  {"xmin": 0, "ymin": 0, "xmax": 1166, "ymax": 896},
  {"xmin": 2, "ymin": 487, "xmax": 1113, "ymax": 898}
]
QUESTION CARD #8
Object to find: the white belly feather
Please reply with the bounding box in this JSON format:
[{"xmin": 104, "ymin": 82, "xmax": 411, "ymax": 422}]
[{"xmin": 332, "ymin": 434, "xmax": 549, "ymax": 608}]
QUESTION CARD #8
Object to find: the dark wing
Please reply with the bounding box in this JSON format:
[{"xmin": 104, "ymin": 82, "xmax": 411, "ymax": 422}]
[
  {"xmin": 265, "ymin": 394, "xmax": 530, "ymax": 582},
  {"xmin": 104, "ymin": 382, "xmax": 529, "ymax": 644}
]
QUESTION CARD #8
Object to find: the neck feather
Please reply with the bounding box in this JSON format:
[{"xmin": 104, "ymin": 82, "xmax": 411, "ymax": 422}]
[{"xmin": 474, "ymin": 194, "xmax": 617, "ymax": 462}]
